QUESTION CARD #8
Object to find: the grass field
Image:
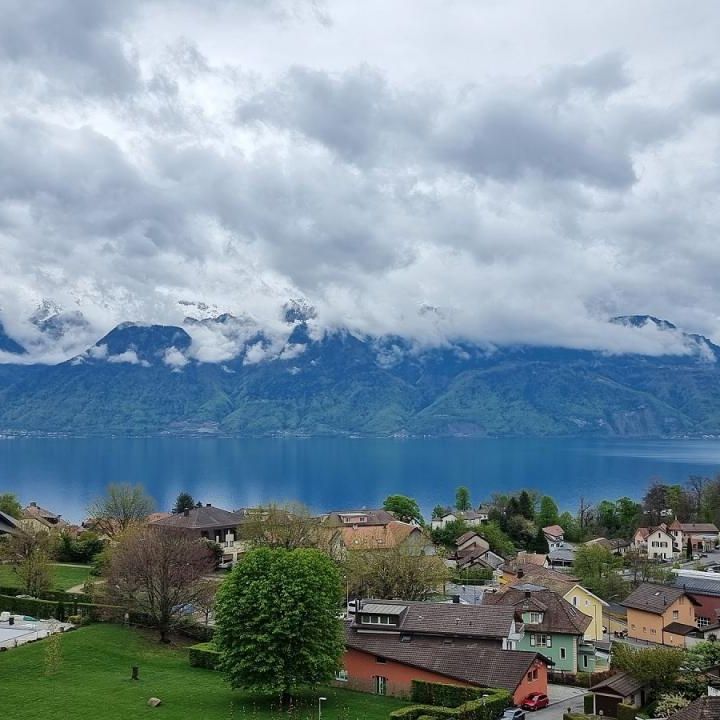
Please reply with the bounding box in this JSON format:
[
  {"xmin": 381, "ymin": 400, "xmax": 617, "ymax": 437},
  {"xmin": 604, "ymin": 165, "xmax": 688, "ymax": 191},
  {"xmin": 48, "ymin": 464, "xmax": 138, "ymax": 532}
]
[
  {"xmin": 0, "ymin": 624, "xmax": 408, "ymax": 720},
  {"xmin": 0, "ymin": 562, "xmax": 92, "ymax": 591}
]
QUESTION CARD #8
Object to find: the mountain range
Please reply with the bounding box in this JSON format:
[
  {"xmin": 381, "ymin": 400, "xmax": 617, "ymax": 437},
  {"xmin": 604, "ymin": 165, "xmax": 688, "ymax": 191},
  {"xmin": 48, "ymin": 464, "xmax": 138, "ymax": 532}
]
[{"xmin": 1, "ymin": 308, "xmax": 720, "ymax": 438}]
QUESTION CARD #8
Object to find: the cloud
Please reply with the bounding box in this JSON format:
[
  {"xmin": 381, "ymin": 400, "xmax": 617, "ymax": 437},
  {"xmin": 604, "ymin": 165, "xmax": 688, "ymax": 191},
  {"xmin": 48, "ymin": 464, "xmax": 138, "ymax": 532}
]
[
  {"xmin": 107, "ymin": 349, "xmax": 146, "ymax": 365},
  {"xmin": 163, "ymin": 346, "xmax": 190, "ymax": 369},
  {"xmin": 1, "ymin": 0, "xmax": 720, "ymax": 364}
]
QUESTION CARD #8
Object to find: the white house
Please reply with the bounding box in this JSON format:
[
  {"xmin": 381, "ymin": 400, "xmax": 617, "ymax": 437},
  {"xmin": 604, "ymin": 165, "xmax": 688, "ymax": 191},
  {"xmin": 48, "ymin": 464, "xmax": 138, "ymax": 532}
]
[{"xmin": 431, "ymin": 509, "xmax": 489, "ymax": 530}]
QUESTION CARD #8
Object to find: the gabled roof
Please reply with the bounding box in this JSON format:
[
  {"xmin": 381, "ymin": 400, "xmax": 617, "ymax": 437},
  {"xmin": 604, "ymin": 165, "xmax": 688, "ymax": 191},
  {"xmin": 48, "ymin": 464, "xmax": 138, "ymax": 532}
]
[
  {"xmin": 543, "ymin": 525, "xmax": 565, "ymax": 537},
  {"xmin": 590, "ymin": 672, "xmax": 646, "ymax": 697},
  {"xmin": 324, "ymin": 509, "xmax": 397, "ymax": 527},
  {"xmin": 0, "ymin": 510, "xmax": 21, "ymax": 535},
  {"xmin": 345, "ymin": 626, "xmax": 547, "ymax": 692},
  {"xmin": 672, "ymin": 523, "xmax": 719, "ymax": 534},
  {"xmin": 339, "ymin": 521, "xmax": 422, "ymax": 549},
  {"xmin": 502, "ymin": 563, "xmax": 610, "ymax": 605},
  {"xmin": 23, "ymin": 502, "xmax": 60, "ymax": 521},
  {"xmin": 622, "ymin": 583, "xmax": 699, "ymax": 614},
  {"xmin": 515, "ymin": 552, "xmax": 549, "ymax": 566},
  {"xmin": 354, "ymin": 599, "xmax": 518, "ymax": 639},
  {"xmin": 456, "ymin": 531, "xmax": 483, "ymax": 546},
  {"xmin": 484, "ymin": 585, "xmax": 591, "ymax": 635},
  {"xmin": 668, "ymin": 696, "xmax": 720, "ymax": 720},
  {"xmin": 635, "ymin": 527, "xmax": 650, "ymax": 540},
  {"xmin": 663, "ymin": 622, "xmax": 700, "ymax": 636},
  {"xmin": 151, "ymin": 505, "xmax": 246, "ymax": 530}
]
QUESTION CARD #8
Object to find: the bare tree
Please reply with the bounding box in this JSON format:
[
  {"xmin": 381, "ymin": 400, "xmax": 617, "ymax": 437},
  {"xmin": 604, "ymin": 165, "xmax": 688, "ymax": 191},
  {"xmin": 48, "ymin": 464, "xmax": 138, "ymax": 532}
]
[
  {"xmin": 104, "ymin": 525, "xmax": 216, "ymax": 641},
  {"xmin": 1, "ymin": 529, "xmax": 53, "ymax": 597},
  {"xmin": 239, "ymin": 502, "xmax": 323, "ymax": 550},
  {"xmin": 87, "ymin": 484, "xmax": 155, "ymax": 539}
]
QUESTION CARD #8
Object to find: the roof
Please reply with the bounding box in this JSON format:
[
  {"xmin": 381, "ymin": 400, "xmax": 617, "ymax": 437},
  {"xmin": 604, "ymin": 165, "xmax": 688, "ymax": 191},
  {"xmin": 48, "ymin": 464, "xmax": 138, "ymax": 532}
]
[
  {"xmin": 23, "ymin": 502, "xmax": 60, "ymax": 520},
  {"xmin": 672, "ymin": 576, "xmax": 720, "ymax": 598},
  {"xmin": 324, "ymin": 509, "xmax": 397, "ymax": 527},
  {"xmin": 354, "ymin": 599, "xmax": 518, "ymax": 639},
  {"xmin": 590, "ymin": 672, "xmax": 646, "ymax": 697},
  {"xmin": 151, "ymin": 505, "xmax": 246, "ymax": 530},
  {"xmin": 456, "ymin": 530, "xmax": 483, "ymax": 546},
  {"xmin": 360, "ymin": 603, "xmax": 406, "ymax": 616},
  {"xmin": 0, "ymin": 510, "xmax": 21, "ymax": 534},
  {"xmin": 515, "ymin": 553, "xmax": 549, "ymax": 566},
  {"xmin": 635, "ymin": 527, "xmax": 650, "ymax": 540},
  {"xmin": 543, "ymin": 525, "xmax": 565, "ymax": 537},
  {"xmin": 622, "ymin": 583, "xmax": 700, "ymax": 614},
  {"xmin": 146, "ymin": 512, "xmax": 172, "ymax": 524},
  {"xmin": 585, "ymin": 537, "xmax": 614, "ymax": 550},
  {"xmin": 503, "ymin": 564, "xmax": 578, "ymax": 596},
  {"xmin": 663, "ymin": 622, "xmax": 700, "ymax": 636},
  {"xmin": 345, "ymin": 626, "xmax": 546, "ymax": 692},
  {"xmin": 678, "ymin": 523, "xmax": 719, "ymax": 534},
  {"xmin": 548, "ymin": 547, "xmax": 577, "ymax": 562},
  {"xmin": 339, "ymin": 521, "xmax": 421, "ymax": 549},
  {"xmin": 668, "ymin": 696, "xmax": 720, "ymax": 720},
  {"xmin": 484, "ymin": 585, "xmax": 591, "ymax": 635}
]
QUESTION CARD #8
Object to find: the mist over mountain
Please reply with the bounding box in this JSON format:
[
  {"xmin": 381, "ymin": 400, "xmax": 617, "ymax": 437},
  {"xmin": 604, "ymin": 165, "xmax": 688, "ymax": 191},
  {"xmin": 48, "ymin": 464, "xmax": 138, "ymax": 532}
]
[{"xmin": 1, "ymin": 308, "xmax": 719, "ymax": 438}]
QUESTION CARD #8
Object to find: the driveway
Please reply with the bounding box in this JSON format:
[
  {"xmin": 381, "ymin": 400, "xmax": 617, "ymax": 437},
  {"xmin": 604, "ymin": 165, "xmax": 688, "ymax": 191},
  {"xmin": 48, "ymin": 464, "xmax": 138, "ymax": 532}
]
[{"xmin": 524, "ymin": 685, "xmax": 585, "ymax": 720}]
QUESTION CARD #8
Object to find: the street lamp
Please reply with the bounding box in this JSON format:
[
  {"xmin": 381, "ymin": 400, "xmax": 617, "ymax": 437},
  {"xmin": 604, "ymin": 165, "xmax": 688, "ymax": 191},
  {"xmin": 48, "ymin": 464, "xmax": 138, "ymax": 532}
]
[{"xmin": 318, "ymin": 696, "xmax": 327, "ymax": 720}]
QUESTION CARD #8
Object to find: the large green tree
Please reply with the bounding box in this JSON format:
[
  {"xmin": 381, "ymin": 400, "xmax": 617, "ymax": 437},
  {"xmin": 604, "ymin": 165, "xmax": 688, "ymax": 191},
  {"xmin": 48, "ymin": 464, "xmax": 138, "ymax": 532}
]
[
  {"xmin": 573, "ymin": 544, "xmax": 627, "ymax": 600},
  {"xmin": 172, "ymin": 492, "xmax": 196, "ymax": 514},
  {"xmin": 214, "ymin": 547, "xmax": 344, "ymax": 701},
  {"xmin": 537, "ymin": 496, "xmax": 560, "ymax": 529},
  {"xmin": 383, "ymin": 495, "xmax": 423, "ymax": 525},
  {"xmin": 0, "ymin": 493, "xmax": 22, "ymax": 519},
  {"xmin": 611, "ymin": 644, "xmax": 685, "ymax": 696},
  {"xmin": 455, "ymin": 487, "xmax": 471, "ymax": 512}
]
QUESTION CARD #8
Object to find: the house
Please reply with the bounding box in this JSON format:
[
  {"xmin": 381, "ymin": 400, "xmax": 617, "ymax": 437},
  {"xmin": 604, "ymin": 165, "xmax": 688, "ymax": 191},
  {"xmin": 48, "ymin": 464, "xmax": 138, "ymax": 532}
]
[
  {"xmin": 512, "ymin": 552, "xmax": 549, "ymax": 569},
  {"xmin": 672, "ymin": 570, "xmax": 720, "ymax": 630},
  {"xmin": 484, "ymin": 583, "xmax": 595, "ymax": 672},
  {"xmin": 324, "ymin": 509, "xmax": 400, "ymax": 527},
  {"xmin": 0, "ymin": 510, "xmax": 21, "ymax": 536},
  {"xmin": 431, "ymin": 509, "xmax": 489, "ymax": 530},
  {"xmin": 22, "ymin": 502, "xmax": 64, "ymax": 526},
  {"xmin": 548, "ymin": 543, "xmax": 577, "ymax": 569},
  {"xmin": 622, "ymin": 582, "xmax": 700, "ymax": 646},
  {"xmin": 668, "ymin": 696, "xmax": 720, "ymax": 720},
  {"xmin": 450, "ymin": 531, "xmax": 504, "ymax": 577},
  {"xmin": 633, "ymin": 527, "xmax": 651, "ymax": 550},
  {"xmin": 543, "ymin": 525, "xmax": 565, "ymax": 550},
  {"xmin": 456, "ymin": 531, "xmax": 490, "ymax": 555},
  {"xmin": 669, "ymin": 522, "xmax": 720, "ymax": 554},
  {"xmin": 501, "ymin": 564, "xmax": 608, "ymax": 642},
  {"xmin": 646, "ymin": 526, "xmax": 678, "ymax": 561},
  {"xmin": 150, "ymin": 504, "xmax": 248, "ymax": 565},
  {"xmin": 335, "ymin": 521, "xmax": 435, "ymax": 556},
  {"xmin": 341, "ymin": 600, "xmax": 548, "ymax": 702},
  {"xmin": 589, "ymin": 673, "xmax": 648, "ymax": 717}
]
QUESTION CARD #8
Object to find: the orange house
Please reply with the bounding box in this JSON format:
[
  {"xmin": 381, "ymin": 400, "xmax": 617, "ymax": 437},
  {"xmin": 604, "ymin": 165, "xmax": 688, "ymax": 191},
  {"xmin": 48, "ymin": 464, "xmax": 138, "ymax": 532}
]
[
  {"xmin": 622, "ymin": 583, "xmax": 700, "ymax": 647},
  {"xmin": 342, "ymin": 630, "xmax": 549, "ymax": 703}
]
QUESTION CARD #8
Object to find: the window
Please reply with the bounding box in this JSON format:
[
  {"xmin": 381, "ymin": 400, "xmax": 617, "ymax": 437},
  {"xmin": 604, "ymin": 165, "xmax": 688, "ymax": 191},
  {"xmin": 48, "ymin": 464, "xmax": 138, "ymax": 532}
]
[
  {"xmin": 697, "ymin": 617, "xmax": 711, "ymax": 628},
  {"xmin": 376, "ymin": 657, "xmax": 386, "ymax": 664},
  {"xmin": 527, "ymin": 669, "xmax": 538, "ymax": 681},
  {"xmin": 572, "ymin": 597, "xmax": 577, "ymax": 606},
  {"xmin": 583, "ymin": 655, "xmax": 588, "ymax": 668},
  {"xmin": 672, "ymin": 610, "xmax": 679, "ymax": 621},
  {"xmin": 360, "ymin": 614, "xmax": 396, "ymax": 625},
  {"xmin": 560, "ymin": 648, "xmax": 566, "ymax": 660},
  {"xmin": 335, "ymin": 670, "xmax": 349, "ymax": 682},
  {"xmin": 528, "ymin": 612, "xmax": 543, "ymax": 624},
  {"xmin": 530, "ymin": 634, "xmax": 552, "ymax": 648},
  {"xmin": 374, "ymin": 676, "xmax": 387, "ymax": 696}
]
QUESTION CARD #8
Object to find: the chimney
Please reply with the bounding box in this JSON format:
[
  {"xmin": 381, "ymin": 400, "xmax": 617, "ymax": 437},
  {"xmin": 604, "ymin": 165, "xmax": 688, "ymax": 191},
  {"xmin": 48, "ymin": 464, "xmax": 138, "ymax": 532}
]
[
  {"xmin": 183, "ymin": 509, "xmax": 190, "ymax": 517},
  {"xmin": 452, "ymin": 595, "xmax": 460, "ymax": 604},
  {"xmin": 206, "ymin": 503, "xmax": 212, "ymax": 507},
  {"xmin": 517, "ymin": 569, "xmax": 524, "ymax": 579},
  {"xmin": 525, "ymin": 591, "xmax": 532, "ymax": 599},
  {"xmin": 30, "ymin": 501, "xmax": 37, "ymax": 507}
]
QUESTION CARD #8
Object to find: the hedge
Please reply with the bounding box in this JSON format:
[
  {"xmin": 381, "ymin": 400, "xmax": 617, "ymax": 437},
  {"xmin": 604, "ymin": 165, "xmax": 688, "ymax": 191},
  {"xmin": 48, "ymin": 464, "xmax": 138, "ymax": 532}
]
[
  {"xmin": 189, "ymin": 643, "xmax": 221, "ymax": 670},
  {"xmin": 584, "ymin": 695, "xmax": 594, "ymax": 714},
  {"xmin": 0, "ymin": 586, "xmax": 92, "ymax": 604},
  {"xmin": 390, "ymin": 695, "xmax": 512, "ymax": 720},
  {"xmin": 0, "ymin": 594, "xmax": 60, "ymax": 619},
  {"xmin": 411, "ymin": 681, "xmax": 511, "ymax": 711},
  {"xmin": 617, "ymin": 703, "xmax": 638, "ymax": 720}
]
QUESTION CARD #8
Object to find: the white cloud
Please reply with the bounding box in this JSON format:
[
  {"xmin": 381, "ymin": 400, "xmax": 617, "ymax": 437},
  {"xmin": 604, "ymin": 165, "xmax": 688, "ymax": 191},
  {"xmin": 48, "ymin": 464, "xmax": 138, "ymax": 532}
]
[{"xmin": 163, "ymin": 346, "xmax": 189, "ymax": 369}]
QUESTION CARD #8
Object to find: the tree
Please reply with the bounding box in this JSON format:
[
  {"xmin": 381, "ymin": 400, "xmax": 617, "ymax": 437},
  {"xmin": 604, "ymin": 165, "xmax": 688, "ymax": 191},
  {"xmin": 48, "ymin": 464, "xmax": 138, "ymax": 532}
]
[
  {"xmin": 0, "ymin": 493, "xmax": 22, "ymax": 519},
  {"xmin": 173, "ymin": 492, "xmax": 196, "ymax": 514},
  {"xmin": 686, "ymin": 641, "xmax": 720, "ymax": 670},
  {"xmin": 532, "ymin": 525, "xmax": 548, "ymax": 554},
  {"xmin": 1, "ymin": 529, "xmax": 53, "ymax": 597},
  {"xmin": 87, "ymin": 484, "xmax": 155, "ymax": 538},
  {"xmin": 623, "ymin": 550, "xmax": 673, "ymax": 587},
  {"xmin": 537, "ymin": 496, "xmax": 559, "ymax": 530},
  {"xmin": 345, "ymin": 544, "xmax": 449, "ymax": 601},
  {"xmin": 239, "ymin": 503, "xmax": 323, "ymax": 551},
  {"xmin": 455, "ymin": 487, "xmax": 471, "ymax": 512},
  {"xmin": 687, "ymin": 538, "xmax": 693, "ymax": 560},
  {"xmin": 214, "ymin": 547, "xmax": 344, "ymax": 702},
  {"xmin": 573, "ymin": 544, "xmax": 627, "ymax": 601},
  {"xmin": 611, "ymin": 644, "xmax": 685, "ymax": 696},
  {"xmin": 104, "ymin": 525, "xmax": 216, "ymax": 641},
  {"xmin": 383, "ymin": 495, "xmax": 423, "ymax": 525},
  {"xmin": 517, "ymin": 491, "xmax": 535, "ymax": 520},
  {"xmin": 478, "ymin": 521, "xmax": 516, "ymax": 558},
  {"xmin": 655, "ymin": 694, "xmax": 690, "ymax": 718},
  {"xmin": 432, "ymin": 505, "xmax": 446, "ymax": 520}
]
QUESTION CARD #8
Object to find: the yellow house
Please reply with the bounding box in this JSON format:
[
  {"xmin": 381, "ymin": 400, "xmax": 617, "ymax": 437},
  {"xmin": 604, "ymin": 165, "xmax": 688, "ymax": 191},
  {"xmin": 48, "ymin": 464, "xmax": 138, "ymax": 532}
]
[{"xmin": 502, "ymin": 563, "xmax": 608, "ymax": 641}]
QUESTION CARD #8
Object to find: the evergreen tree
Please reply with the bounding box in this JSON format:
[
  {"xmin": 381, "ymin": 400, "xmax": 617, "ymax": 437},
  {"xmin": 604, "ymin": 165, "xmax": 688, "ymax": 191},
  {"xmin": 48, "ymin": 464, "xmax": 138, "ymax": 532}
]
[
  {"xmin": 455, "ymin": 486, "xmax": 471, "ymax": 512},
  {"xmin": 518, "ymin": 490, "xmax": 535, "ymax": 520},
  {"xmin": 172, "ymin": 492, "xmax": 196, "ymax": 514},
  {"xmin": 537, "ymin": 496, "xmax": 560, "ymax": 530}
]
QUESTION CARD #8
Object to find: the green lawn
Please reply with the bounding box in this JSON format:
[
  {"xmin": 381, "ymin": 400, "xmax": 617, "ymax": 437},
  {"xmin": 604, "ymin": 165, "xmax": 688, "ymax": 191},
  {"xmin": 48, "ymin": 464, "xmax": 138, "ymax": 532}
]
[
  {"xmin": 0, "ymin": 624, "xmax": 408, "ymax": 720},
  {"xmin": 0, "ymin": 562, "xmax": 92, "ymax": 591}
]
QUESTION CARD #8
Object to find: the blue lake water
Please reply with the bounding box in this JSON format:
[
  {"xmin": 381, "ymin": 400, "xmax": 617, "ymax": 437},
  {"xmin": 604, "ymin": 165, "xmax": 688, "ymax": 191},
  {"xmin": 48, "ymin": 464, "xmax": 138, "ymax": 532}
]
[{"xmin": 3, "ymin": 437, "xmax": 720, "ymax": 523}]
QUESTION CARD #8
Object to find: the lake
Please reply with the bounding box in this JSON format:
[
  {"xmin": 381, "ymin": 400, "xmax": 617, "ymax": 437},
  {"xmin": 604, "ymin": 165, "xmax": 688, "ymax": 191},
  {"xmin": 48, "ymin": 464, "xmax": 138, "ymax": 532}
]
[{"xmin": 2, "ymin": 437, "xmax": 720, "ymax": 523}]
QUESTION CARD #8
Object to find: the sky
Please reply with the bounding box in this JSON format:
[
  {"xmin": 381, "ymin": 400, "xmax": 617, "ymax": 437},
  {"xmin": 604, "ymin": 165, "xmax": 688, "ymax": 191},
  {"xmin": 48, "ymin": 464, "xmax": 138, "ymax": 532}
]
[{"xmin": 1, "ymin": 0, "xmax": 720, "ymax": 363}]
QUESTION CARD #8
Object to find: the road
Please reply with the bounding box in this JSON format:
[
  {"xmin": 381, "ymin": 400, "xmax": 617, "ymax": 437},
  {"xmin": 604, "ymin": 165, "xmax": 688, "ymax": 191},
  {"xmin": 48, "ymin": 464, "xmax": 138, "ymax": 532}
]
[{"xmin": 525, "ymin": 685, "xmax": 586, "ymax": 720}]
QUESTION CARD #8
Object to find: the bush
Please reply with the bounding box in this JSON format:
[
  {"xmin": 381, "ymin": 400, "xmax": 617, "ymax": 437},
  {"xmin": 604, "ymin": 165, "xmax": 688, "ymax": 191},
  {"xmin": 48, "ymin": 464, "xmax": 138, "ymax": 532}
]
[
  {"xmin": 189, "ymin": 643, "xmax": 221, "ymax": 670},
  {"xmin": 411, "ymin": 681, "xmax": 511, "ymax": 713},
  {"xmin": 0, "ymin": 594, "xmax": 61, "ymax": 619},
  {"xmin": 390, "ymin": 692, "xmax": 511, "ymax": 720},
  {"xmin": 584, "ymin": 695, "xmax": 594, "ymax": 714},
  {"xmin": 617, "ymin": 704, "xmax": 637, "ymax": 720}
]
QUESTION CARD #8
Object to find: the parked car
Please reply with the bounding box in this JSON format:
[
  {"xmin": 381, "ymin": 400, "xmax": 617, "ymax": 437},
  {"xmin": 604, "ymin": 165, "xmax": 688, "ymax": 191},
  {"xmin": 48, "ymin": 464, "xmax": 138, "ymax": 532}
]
[
  {"xmin": 503, "ymin": 708, "xmax": 526, "ymax": 720},
  {"xmin": 521, "ymin": 693, "xmax": 550, "ymax": 711}
]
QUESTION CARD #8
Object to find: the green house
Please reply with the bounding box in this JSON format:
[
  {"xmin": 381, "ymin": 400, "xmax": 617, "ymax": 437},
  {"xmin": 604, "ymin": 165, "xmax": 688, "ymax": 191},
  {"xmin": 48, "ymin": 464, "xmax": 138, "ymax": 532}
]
[{"xmin": 485, "ymin": 583, "xmax": 596, "ymax": 673}]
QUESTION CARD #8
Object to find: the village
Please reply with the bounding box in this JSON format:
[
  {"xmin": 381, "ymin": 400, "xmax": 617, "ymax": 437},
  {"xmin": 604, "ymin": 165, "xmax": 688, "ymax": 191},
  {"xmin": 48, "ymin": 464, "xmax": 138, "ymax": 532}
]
[{"xmin": 2, "ymin": 484, "xmax": 720, "ymax": 720}]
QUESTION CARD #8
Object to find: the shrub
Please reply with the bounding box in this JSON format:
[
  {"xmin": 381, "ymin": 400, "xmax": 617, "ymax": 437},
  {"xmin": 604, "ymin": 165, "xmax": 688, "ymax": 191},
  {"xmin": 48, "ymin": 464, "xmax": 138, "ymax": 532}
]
[
  {"xmin": 188, "ymin": 642, "xmax": 221, "ymax": 670},
  {"xmin": 0, "ymin": 594, "xmax": 60, "ymax": 619},
  {"xmin": 389, "ymin": 693, "xmax": 511, "ymax": 720},
  {"xmin": 584, "ymin": 695, "xmax": 594, "ymax": 714},
  {"xmin": 411, "ymin": 681, "xmax": 511, "ymax": 714},
  {"xmin": 617, "ymin": 704, "xmax": 638, "ymax": 720}
]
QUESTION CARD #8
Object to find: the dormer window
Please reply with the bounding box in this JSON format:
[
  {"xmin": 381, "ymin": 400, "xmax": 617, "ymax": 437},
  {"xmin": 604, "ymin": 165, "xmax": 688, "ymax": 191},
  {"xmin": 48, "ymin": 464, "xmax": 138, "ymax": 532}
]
[
  {"xmin": 524, "ymin": 611, "xmax": 543, "ymax": 624},
  {"xmin": 360, "ymin": 614, "xmax": 397, "ymax": 626}
]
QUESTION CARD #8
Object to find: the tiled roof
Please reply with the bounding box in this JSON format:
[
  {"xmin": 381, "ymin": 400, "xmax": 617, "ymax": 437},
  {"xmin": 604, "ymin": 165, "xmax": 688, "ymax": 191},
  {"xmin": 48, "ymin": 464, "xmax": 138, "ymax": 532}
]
[
  {"xmin": 23, "ymin": 503, "xmax": 60, "ymax": 520},
  {"xmin": 354, "ymin": 599, "xmax": 517, "ymax": 639},
  {"xmin": 484, "ymin": 585, "xmax": 591, "ymax": 636},
  {"xmin": 675, "ymin": 523, "xmax": 719, "ymax": 534},
  {"xmin": 0, "ymin": 510, "xmax": 21, "ymax": 534},
  {"xmin": 503, "ymin": 564, "xmax": 578, "ymax": 596},
  {"xmin": 345, "ymin": 626, "xmax": 544, "ymax": 692},
  {"xmin": 151, "ymin": 505, "xmax": 246, "ymax": 530},
  {"xmin": 543, "ymin": 525, "xmax": 565, "ymax": 537},
  {"xmin": 340, "ymin": 521, "xmax": 420, "ymax": 549},
  {"xmin": 669, "ymin": 697, "xmax": 720, "ymax": 720},
  {"xmin": 663, "ymin": 622, "xmax": 700, "ymax": 636},
  {"xmin": 456, "ymin": 531, "xmax": 482, "ymax": 546},
  {"xmin": 622, "ymin": 583, "xmax": 696, "ymax": 614},
  {"xmin": 590, "ymin": 672, "xmax": 646, "ymax": 697},
  {"xmin": 515, "ymin": 553, "xmax": 549, "ymax": 566},
  {"xmin": 672, "ymin": 576, "xmax": 720, "ymax": 598}
]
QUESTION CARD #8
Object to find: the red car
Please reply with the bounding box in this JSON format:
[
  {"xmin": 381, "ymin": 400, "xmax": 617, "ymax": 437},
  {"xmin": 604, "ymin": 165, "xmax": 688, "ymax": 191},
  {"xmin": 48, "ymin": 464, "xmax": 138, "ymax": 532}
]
[{"xmin": 521, "ymin": 693, "xmax": 549, "ymax": 711}]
